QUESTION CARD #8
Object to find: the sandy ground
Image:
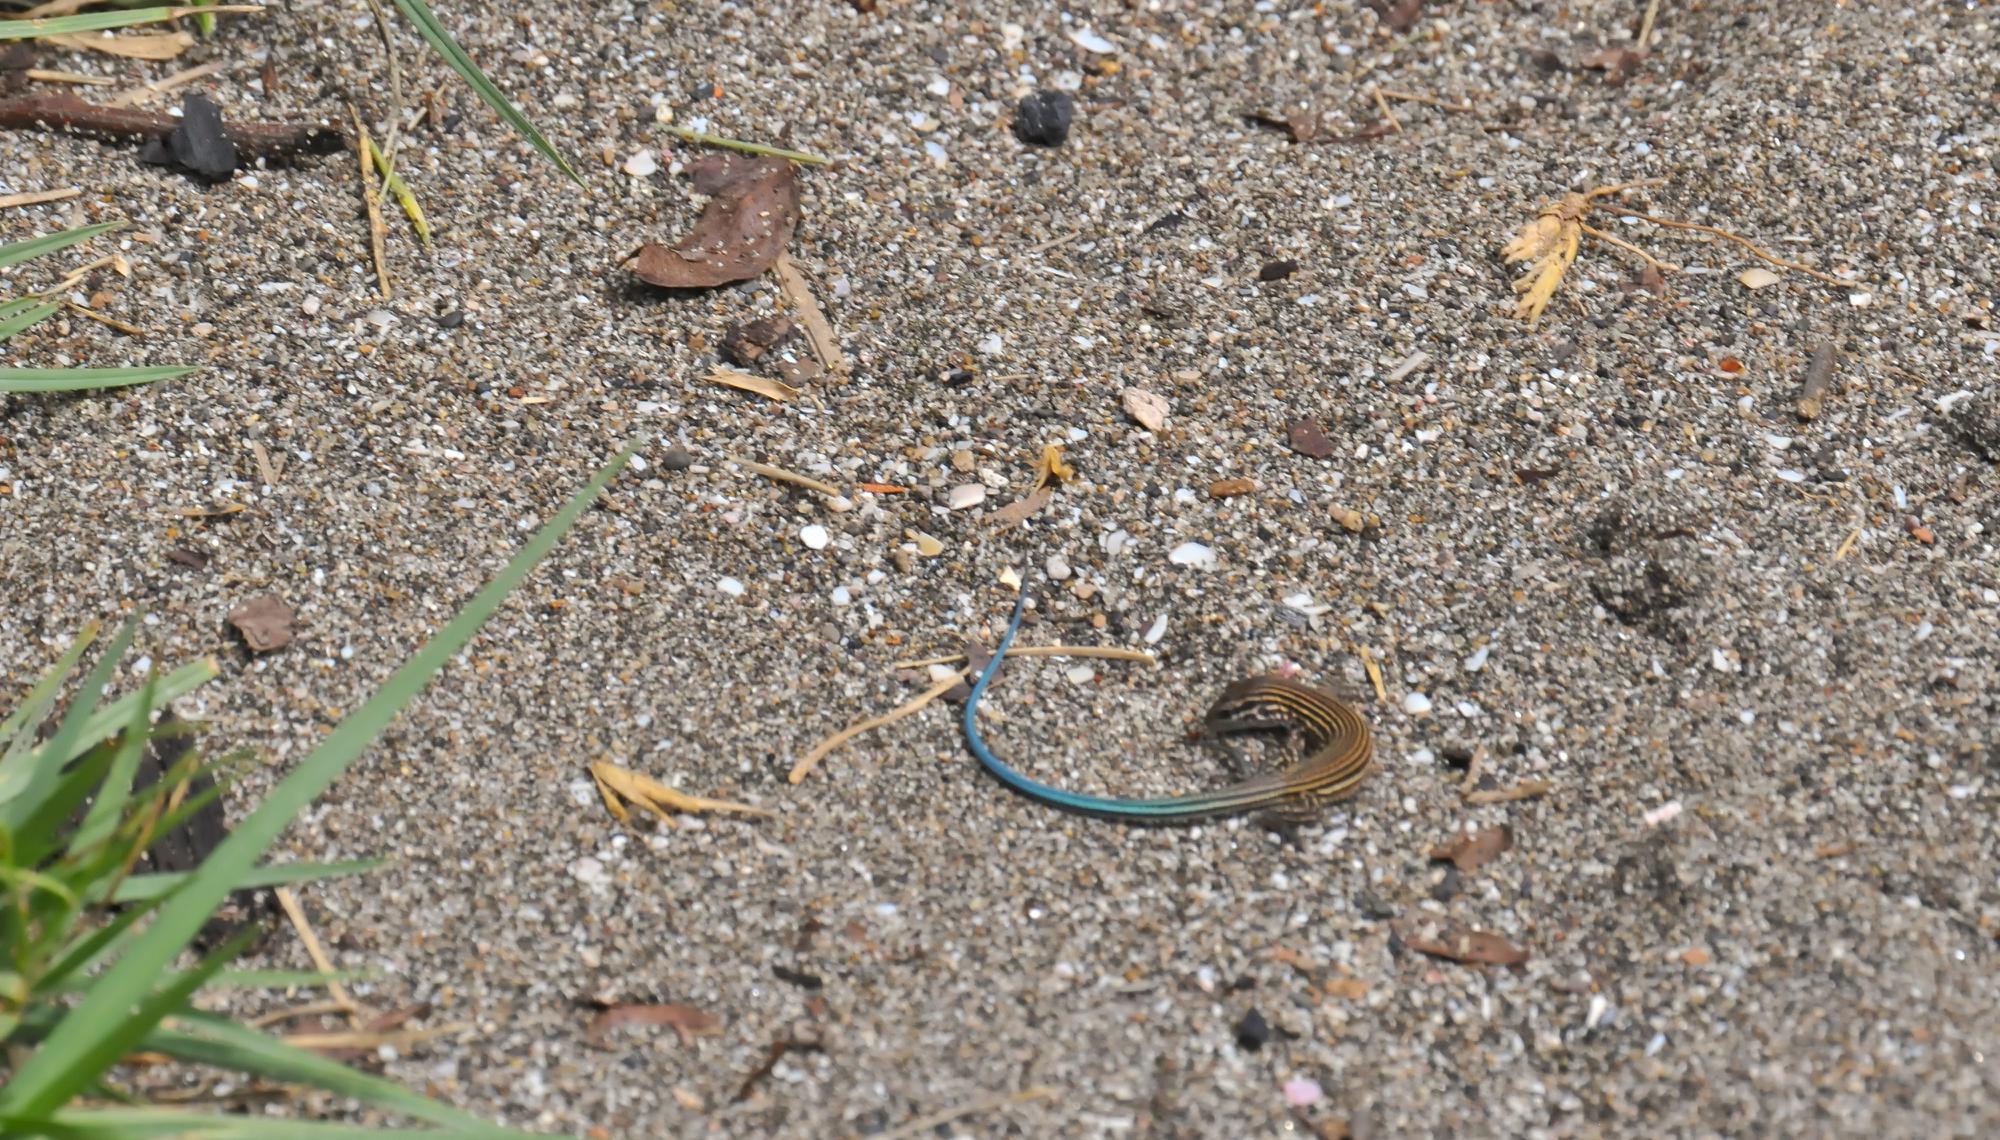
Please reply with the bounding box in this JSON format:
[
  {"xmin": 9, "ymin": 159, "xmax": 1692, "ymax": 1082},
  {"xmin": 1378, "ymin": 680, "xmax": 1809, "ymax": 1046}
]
[{"xmin": 3, "ymin": 0, "xmax": 1997, "ymax": 1135}]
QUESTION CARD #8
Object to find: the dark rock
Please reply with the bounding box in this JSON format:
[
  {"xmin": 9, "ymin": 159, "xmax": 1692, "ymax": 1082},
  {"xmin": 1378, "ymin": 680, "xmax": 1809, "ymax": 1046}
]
[
  {"xmin": 1234, "ymin": 1008, "xmax": 1271, "ymax": 1051},
  {"xmin": 1014, "ymin": 90, "xmax": 1075, "ymax": 146},
  {"xmin": 137, "ymin": 93, "xmax": 238, "ymax": 181},
  {"xmin": 660, "ymin": 444, "xmax": 694, "ymax": 471}
]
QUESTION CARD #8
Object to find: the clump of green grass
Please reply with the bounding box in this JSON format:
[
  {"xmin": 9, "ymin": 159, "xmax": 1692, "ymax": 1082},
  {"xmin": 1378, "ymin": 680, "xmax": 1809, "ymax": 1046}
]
[
  {"xmin": 0, "ymin": 221, "xmax": 194, "ymax": 393},
  {"xmin": 0, "ymin": 439, "xmax": 639, "ymax": 1136}
]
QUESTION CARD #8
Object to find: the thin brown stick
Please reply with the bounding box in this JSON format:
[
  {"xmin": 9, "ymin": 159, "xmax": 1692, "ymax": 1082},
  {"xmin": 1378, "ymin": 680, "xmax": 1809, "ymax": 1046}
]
[
  {"xmin": 725, "ymin": 454, "xmax": 840, "ymax": 497},
  {"xmin": 349, "ymin": 107, "xmax": 390, "ymax": 298},
  {"xmin": 282, "ymin": 1024, "xmax": 468, "ymax": 1053},
  {"xmin": 62, "ymin": 300, "xmax": 142, "ymax": 335},
  {"xmin": 106, "ymin": 58, "xmax": 231, "ymax": 109},
  {"xmin": 878, "ymin": 1087, "xmax": 1057, "ymax": 1140},
  {"xmin": 1598, "ymin": 206, "xmax": 1849, "ymax": 285},
  {"xmin": 1459, "ymin": 745, "xmax": 1486, "ymax": 794},
  {"xmin": 1370, "ymin": 86, "xmax": 1402, "ymax": 132},
  {"xmin": 1578, "ymin": 221, "xmax": 1678, "ymax": 272},
  {"xmin": 1582, "ymin": 177, "xmax": 1668, "ymax": 201},
  {"xmin": 1355, "ymin": 643, "xmax": 1388, "ymax": 704},
  {"xmin": 23, "ymin": 69, "xmax": 115, "ymax": 86},
  {"xmin": 789, "ymin": 670, "xmax": 967, "ymax": 784},
  {"xmin": 248, "ymin": 998, "xmax": 353, "ymax": 1030},
  {"xmin": 893, "ymin": 645, "xmax": 1158, "ymax": 670},
  {"xmin": 274, "ymin": 887, "xmax": 360, "ymax": 1026},
  {"xmin": 0, "ymin": 93, "xmax": 342, "ymax": 159},
  {"xmin": 0, "ymin": 187, "xmax": 80, "ymax": 209},
  {"xmin": 1637, "ymin": 0, "xmax": 1664, "ymax": 50},
  {"xmin": 1378, "ymin": 88, "xmax": 1476, "ymax": 113}
]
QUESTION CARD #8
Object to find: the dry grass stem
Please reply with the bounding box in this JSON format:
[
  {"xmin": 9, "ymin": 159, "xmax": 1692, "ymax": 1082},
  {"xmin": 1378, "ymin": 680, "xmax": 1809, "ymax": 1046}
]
[
  {"xmin": 0, "ymin": 187, "xmax": 81, "ymax": 209},
  {"xmin": 706, "ymin": 367, "xmax": 799, "ymax": 403},
  {"xmin": 1379, "ymin": 89, "xmax": 1476, "ymax": 113},
  {"xmin": 789, "ymin": 670, "xmax": 968, "ymax": 784},
  {"xmin": 726, "ymin": 454, "xmax": 841, "ymax": 497},
  {"xmin": 1597, "ymin": 206, "xmax": 1850, "ymax": 285},
  {"xmin": 274, "ymin": 887, "xmax": 360, "ymax": 1024},
  {"xmin": 1371, "ymin": 87, "xmax": 1402, "ymax": 132},
  {"xmin": 590, "ymin": 760, "xmax": 772, "ymax": 826},
  {"xmin": 773, "ymin": 255, "xmax": 847, "ymax": 375},
  {"xmin": 107, "ymin": 58, "xmax": 230, "ymax": 108},
  {"xmin": 893, "ymin": 645, "xmax": 1157, "ymax": 670},
  {"xmin": 349, "ymin": 108, "xmax": 391, "ymax": 298}
]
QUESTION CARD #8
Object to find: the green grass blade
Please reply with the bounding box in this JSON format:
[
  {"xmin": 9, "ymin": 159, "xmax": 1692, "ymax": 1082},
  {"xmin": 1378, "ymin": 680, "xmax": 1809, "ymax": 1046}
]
[
  {"xmin": 385, "ymin": 0, "xmax": 579, "ymax": 184},
  {"xmin": 0, "ymin": 623, "xmax": 99, "ymax": 755},
  {"xmin": 155, "ymin": 1013, "xmax": 524, "ymax": 1135},
  {"xmin": 0, "ymin": 438, "xmax": 640, "ymax": 1118},
  {"xmin": 12, "ymin": 1106, "xmax": 529, "ymax": 1138},
  {"xmin": 65, "ymin": 674, "xmax": 157, "ymax": 859},
  {"xmin": 37, "ymin": 900, "xmax": 153, "ymax": 993},
  {"xmin": 0, "ymin": 298, "xmax": 60, "ymax": 342},
  {"xmin": 21, "ymin": 925, "xmax": 261, "ymax": 1113},
  {"xmin": 0, "ymin": 7, "xmax": 241, "ymax": 42},
  {"xmin": 0, "ymin": 222, "xmax": 122, "ymax": 269},
  {"xmin": 27, "ymin": 659, "xmax": 217, "ymax": 772},
  {"xmin": 0, "ymin": 618, "xmax": 135, "ymax": 831},
  {"xmin": 109, "ymin": 856, "xmax": 388, "ymax": 903},
  {"xmin": 0, "ymin": 366, "xmax": 194, "ymax": 392}
]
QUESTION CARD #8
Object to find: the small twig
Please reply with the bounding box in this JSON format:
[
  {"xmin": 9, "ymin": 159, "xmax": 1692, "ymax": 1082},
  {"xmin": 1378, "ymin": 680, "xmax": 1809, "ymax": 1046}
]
[
  {"xmin": 106, "ymin": 58, "xmax": 231, "ymax": 109},
  {"xmin": 273, "ymin": 887, "xmax": 360, "ymax": 1026},
  {"xmin": 1796, "ymin": 342, "xmax": 1838, "ymax": 421},
  {"xmin": 247, "ymin": 998, "xmax": 353, "ymax": 1030},
  {"xmin": 893, "ymin": 645, "xmax": 1157, "ymax": 670},
  {"xmin": 789, "ymin": 670, "xmax": 967, "ymax": 784},
  {"xmin": 348, "ymin": 109, "xmax": 390, "ymax": 297},
  {"xmin": 23, "ymin": 69, "xmax": 115, "ymax": 86},
  {"xmin": 1354, "ymin": 643, "xmax": 1388, "ymax": 705},
  {"xmin": 62, "ymin": 300, "xmax": 142, "ymax": 335},
  {"xmin": 1582, "ymin": 177, "xmax": 1669, "ymax": 200},
  {"xmin": 1465, "ymin": 779, "xmax": 1552, "ymax": 805},
  {"xmin": 1578, "ymin": 221, "xmax": 1678, "ymax": 272},
  {"xmin": 1598, "ymin": 206, "xmax": 1850, "ymax": 286},
  {"xmin": 877, "ymin": 1087, "xmax": 1057, "ymax": 1140},
  {"xmin": 1021, "ymin": 228, "xmax": 1083, "ymax": 256},
  {"xmin": 250, "ymin": 439, "xmax": 283, "ymax": 486},
  {"xmin": 0, "ymin": 93, "xmax": 342, "ymax": 160},
  {"xmin": 725, "ymin": 454, "xmax": 840, "ymax": 497},
  {"xmin": 1370, "ymin": 87, "xmax": 1402, "ymax": 132},
  {"xmin": 0, "ymin": 187, "xmax": 80, "ymax": 209},
  {"xmin": 1377, "ymin": 88, "xmax": 1476, "ymax": 113},
  {"xmin": 662, "ymin": 124, "xmax": 828, "ymax": 166},
  {"xmin": 1459, "ymin": 745, "xmax": 1486, "ymax": 794},
  {"xmin": 1637, "ymin": 0, "xmax": 1664, "ymax": 50},
  {"xmin": 282, "ymin": 1023, "xmax": 468, "ymax": 1053},
  {"xmin": 358, "ymin": 0, "xmax": 403, "ymax": 168}
]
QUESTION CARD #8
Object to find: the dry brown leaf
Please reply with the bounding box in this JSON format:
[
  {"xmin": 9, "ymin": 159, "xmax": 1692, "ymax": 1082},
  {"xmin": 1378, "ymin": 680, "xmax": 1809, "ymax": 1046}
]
[
  {"xmin": 1287, "ymin": 416, "xmax": 1335, "ymax": 459},
  {"xmin": 1428, "ymin": 825, "xmax": 1514, "ymax": 872},
  {"xmin": 706, "ymin": 367, "xmax": 799, "ymax": 402},
  {"xmin": 590, "ymin": 760, "xmax": 772, "ymax": 827},
  {"xmin": 633, "ymin": 155, "xmax": 799, "ymax": 288},
  {"xmin": 1121, "ymin": 387, "xmax": 1169, "ymax": 432},
  {"xmin": 987, "ymin": 485, "xmax": 1054, "ymax": 531},
  {"xmin": 1032, "ymin": 444, "xmax": 1074, "ymax": 490},
  {"xmin": 1397, "ymin": 917, "xmax": 1529, "ymax": 967},
  {"xmin": 45, "ymin": 31, "xmax": 194, "ymax": 61},
  {"xmin": 586, "ymin": 1002, "xmax": 721, "ymax": 1046},
  {"xmin": 1501, "ymin": 193, "xmax": 1586, "ymax": 323},
  {"xmin": 227, "ymin": 594, "xmax": 293, "ymax": 653}
]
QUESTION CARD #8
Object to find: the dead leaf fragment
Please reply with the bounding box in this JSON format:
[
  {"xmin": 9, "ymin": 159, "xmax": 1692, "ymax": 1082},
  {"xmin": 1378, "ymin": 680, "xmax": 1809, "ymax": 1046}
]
[
  {"xmin": 587, "ymin": 1002, "xmax": 721, "ymax": 1047},
  {"xmin": 988, "ymin": 485, "xmax": 1054, "ymax": 531},
  {"xmin": 227, "ymin": 594, "xmax": 293, "ymax": 653},
  {"xmin": 706, "ymin": 367, "xmax": 799, "ymax": 402},
  {"xmin": 1121, "ymin": 388, "xmax": 1169, "ymax": 432},
  {"xmin": 721, "ymin": 315, "xmax": 797, "ymax": 368},
  {"xmin": 1428, "ymin": 825, "xmax": 1514, "ymax": 872},
  {"xmin": 1208, "ymin": 477, "xmax": 1257, "ymax": 499},
  {"xmin": 590, "ymin": 760, "xmax": 772, "ymax": 827},
  {"xmin": 1287, "ymin": 416, "xmax": 1335, "ymax": 459},
  {"xmin": 632, "ymin": 155, "xmax": 799, "ymax": 289},
  {"xmin": 1397, "ymin": 917, "xmax": 1529, "ymax": 967},
  {"xmin": 1033, "ymin": 444, "xmax": 1074, "ymax": 490}
]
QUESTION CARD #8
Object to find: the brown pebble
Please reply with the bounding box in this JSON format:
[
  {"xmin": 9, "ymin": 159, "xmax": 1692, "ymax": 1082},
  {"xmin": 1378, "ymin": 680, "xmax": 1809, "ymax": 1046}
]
[
  {"xmin": 1288, "ymin": 416, "xmax": 1335, "ymax": 459},
  {"xmin": 1331, "ymin": 506, "xmax": 1365, "ymax": 533},
  {"xmin": 1208, "ymin": 477, "xmax": 1257, "ymax": 499}
]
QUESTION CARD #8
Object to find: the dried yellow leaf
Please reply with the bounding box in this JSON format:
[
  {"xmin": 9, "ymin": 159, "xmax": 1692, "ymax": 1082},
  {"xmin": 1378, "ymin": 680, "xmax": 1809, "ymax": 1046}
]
[
  {"xmin": 1032, "ymin": 444, "xmax": 1074, "ymax": 490},
  {"xmin": 589, "ymin": 761, "xmax": 772, "ymax": 828},
  {"xmin": 1501, "ymin": 194, "xmax": 1587, "ymax": 324}
]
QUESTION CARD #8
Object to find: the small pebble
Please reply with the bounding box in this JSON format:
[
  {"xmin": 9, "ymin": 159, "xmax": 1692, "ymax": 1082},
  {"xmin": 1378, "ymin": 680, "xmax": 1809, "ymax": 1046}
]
[
  {"xmin": 947, "ymin": 484, "xmax": 987, "ymax": 510},
  {"xmin": 1168, "ymin": 541, "xmax": 1216, "ymax": 569},
  {"xmin": 1234, "ymin": 1009, "xmax": 1271, "ymax": 1051},
  {"xmin": 718, "ymin": 577, "xmax": 745, "ymax": 597},
  {"xmin": 1464, "ymin": 645, "xmax": 1491, "ymax": 672},
  {"xmin": 910, "ymin": 531, "xmax": 944, "ymax": 557},
  {"xmin": 623, "ymin": 149, "xmax": 657, "ymax": 176},
  {"xmin": 800, "ymin": 524, "xmax": 830, "ymax": 550},
  {"xmin": 1014, "ymin": 90, "xmax": 1075, "ymax": 146},
  {"xmin": 1144, "ymin": 613, "xmax": 1168, "ymax": 644},
  {"xmin": 1045, "ymin": 554, "xmax": 1071, "ymax": 580},
  {"xmin": 660, "ymin": 444, "xmax": 694, "ymax": 471},
  {"xmin": 1403, "ymin": 692, "xmax": 1433, "ymax": 716},
  {"xmin": 1283, "ymin": 1077, "xmax": 1324, "ymax": 1108}
]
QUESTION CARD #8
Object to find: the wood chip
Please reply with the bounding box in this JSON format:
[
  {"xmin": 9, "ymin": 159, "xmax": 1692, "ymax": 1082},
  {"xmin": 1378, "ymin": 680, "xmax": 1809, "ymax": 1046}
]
[
  {"xmin": 706, "ymin": 367, "xmax": 799, "ymax": 402},
  {"xmin": 1121, "ymin": 387, "xmax": 1169, "ymax": 432},
  {"xmin": 1795, "ymin": 342, "xmax": 1837, "ymax": 421},
  {"xmin": 1428, "ymin": 825, "xmax": 1514, "ymax": 872},
  {"xmin": 586, "ymin": 1002, "xmax": 721, "ymax": 1047},
  {"xmin": 1208, "ymin": 477, "xmax": 1257, "ymax": 499},
  {"xmin": 0, "ymin": 187, "xmax": 81, "ymax": 210},
  {"xmin": 226, "ymin": 594, "xmax": 293, "ymax": 652},
  {"xmin": 1396, "ymin": 917, "xmax": 1528, "ymax": 966},
  {"xmin": 774, "ymin": 254, "xmax": 848, "ymax": 376},
  {"xmin": 1288, "ymin": 416, "xmax": 1335, "ymax": 459}
]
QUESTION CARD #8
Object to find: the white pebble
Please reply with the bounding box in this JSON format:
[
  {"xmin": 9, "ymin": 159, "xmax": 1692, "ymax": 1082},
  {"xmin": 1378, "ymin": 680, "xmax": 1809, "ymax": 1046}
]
[
  {"xmin": 1775, "ymin": 469, "xmax": 1806, "ymax": 483},
  {"xmin": 623, "ymin": 149, "xmax": 657, "ymax": 177},
  {"xmin": 1144, "ymin": 613, "xmax": 1168, "ymax": 644},
  {"xmin": 800, "ymin": 524, "xmax": 830, "ymax": 550},
  {"xmin": 1463, "ymin": 645, "xmax": 1491, "ymax": 672},
  {"xmin": 1168, "ymin": 541, "xmax": 1216, "ymax": 570},
  {"xmin": 1643, "ymin": 800, "xmax": 1683, "ymax": 827},
  {"xmin": 831, "ymin": 585, "xmax": 852, "ymax": 605},
  {"xmin": 1070, "ymin": 27, "xmax": 1116, "ymax": 53},
  {"xmin": 1065, "ymin": 664, "xmax": 1096, "ymax": 685},
  {"xmin": 1045, "ymin": 554, "xmax": 1072, "ymax": 581},
  {"xmin": 926, "ymin": 76, "xmax": 950, "ymax": 97},
  {"xmin": 1402, "ymin": 692, "xmax": 1433, "ymax": 716},
  {"xmin": 976, "ymin": 333, "xmax": 1004, "ymax": 355},
  {"xmin": 718, "ymin": 577, "xmax": 745, "ymax": 597},
  {"xmin": 948, "ymin": 484, "xmax": 987, "ymax": 510}
]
